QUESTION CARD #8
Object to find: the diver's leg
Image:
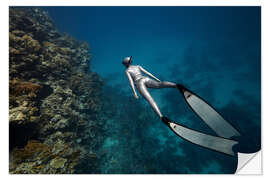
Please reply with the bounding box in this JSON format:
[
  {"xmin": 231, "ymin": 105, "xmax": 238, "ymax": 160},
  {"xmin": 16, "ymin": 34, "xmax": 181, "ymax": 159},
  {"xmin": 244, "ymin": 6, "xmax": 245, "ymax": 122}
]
[
  {"xmin": 145, "ymin": 79, "xmax": 177, "ymax": 89},
  {"xmin": 160, "ymin": 81, "xmax": 177, "ymax": 88},
  {"xmin": 136, "ymin": 82, "xmax": 163, "ymax": 118}
]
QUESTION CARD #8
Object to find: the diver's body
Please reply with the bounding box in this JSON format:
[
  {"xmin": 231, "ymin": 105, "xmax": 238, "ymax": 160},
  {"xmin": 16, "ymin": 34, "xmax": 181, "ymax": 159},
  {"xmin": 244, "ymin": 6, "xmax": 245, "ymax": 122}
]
[
  {"xmin": 122, "ymin": 56, "xmax": 243, "ymax": 157},
  {"xmin": 123, "ymin": 56, "xmax": 176, "ymax": 119}
]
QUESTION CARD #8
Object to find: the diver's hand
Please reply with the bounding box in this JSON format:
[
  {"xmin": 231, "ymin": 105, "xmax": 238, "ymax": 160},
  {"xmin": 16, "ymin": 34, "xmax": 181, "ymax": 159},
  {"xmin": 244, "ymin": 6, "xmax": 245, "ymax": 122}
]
[{"xmin": 134, "ymin": 94, "xmax": 139, "ymax": 99}]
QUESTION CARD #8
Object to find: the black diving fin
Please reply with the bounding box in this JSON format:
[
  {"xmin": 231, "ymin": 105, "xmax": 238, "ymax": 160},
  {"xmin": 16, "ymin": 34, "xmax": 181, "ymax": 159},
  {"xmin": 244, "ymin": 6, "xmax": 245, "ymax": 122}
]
[
  {"xmin": 176, "ymin": 84, "xmax": 240, "ymax": 139},
  {"xmin": 161, "ymin": 117, "xmax": 238, "ymax": 156}
]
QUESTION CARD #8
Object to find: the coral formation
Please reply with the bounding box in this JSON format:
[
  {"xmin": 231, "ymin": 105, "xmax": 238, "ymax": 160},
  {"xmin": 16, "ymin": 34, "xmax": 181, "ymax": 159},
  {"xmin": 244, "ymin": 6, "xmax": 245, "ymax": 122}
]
[{"xmin": 9, "ymin": 7, "xmax": 104, "ymax": 174}]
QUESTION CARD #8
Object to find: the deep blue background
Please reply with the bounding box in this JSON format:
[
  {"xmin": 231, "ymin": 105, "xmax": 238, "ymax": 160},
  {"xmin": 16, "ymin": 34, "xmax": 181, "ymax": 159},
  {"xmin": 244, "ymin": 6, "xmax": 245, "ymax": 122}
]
[{"xmin": 43, "ymin": 6, "xmax": 261, "ymax": 173}]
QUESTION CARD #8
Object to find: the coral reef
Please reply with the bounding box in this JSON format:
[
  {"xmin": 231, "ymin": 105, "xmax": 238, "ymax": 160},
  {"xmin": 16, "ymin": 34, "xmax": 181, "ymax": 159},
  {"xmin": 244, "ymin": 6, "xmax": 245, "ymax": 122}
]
[
  {"xmin": 9, "ymin": 139, "xmax": 82, "ymax": 173},
  {"xmin": 9, "ymin": 7, "xmax": 104, "ymax": 174}
]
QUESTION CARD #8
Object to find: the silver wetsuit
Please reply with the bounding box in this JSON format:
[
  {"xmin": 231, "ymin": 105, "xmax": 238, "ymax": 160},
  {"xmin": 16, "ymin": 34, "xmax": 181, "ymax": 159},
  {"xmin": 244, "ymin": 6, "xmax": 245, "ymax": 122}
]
[{"xmin": 125, "ymin": 65, "xmax": 176, "ymax": 118}]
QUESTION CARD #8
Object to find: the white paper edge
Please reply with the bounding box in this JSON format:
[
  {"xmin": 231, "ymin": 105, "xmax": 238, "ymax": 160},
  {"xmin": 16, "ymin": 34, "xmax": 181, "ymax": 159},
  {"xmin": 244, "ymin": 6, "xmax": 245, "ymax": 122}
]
[{"xmin": 236, "ymin": 150, "xmax": 262, "ymax": 174}]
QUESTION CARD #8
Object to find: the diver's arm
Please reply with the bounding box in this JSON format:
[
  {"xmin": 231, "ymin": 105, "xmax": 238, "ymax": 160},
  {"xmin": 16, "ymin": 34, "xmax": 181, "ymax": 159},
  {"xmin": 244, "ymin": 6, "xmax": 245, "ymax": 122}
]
[
  {"xmin": 125, "ymin": 71, "xmax": 139, "ymax": 99},
  {"xmin": 139, "ymin": 66, "xmax": 161, "ymax": 82}
]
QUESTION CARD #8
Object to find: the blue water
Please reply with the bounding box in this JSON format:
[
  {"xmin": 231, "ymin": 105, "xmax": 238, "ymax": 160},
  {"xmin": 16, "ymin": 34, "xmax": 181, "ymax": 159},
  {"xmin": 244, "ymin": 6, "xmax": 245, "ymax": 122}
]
[{"xmin": 43, "ymin": 6, "xmax": 261, "ymax": 173}]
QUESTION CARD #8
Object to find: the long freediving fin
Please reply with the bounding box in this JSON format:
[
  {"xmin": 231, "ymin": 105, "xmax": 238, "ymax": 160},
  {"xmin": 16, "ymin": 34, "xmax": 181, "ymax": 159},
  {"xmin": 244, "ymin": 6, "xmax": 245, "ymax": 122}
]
[
  {"xmin": 161, "ymin": 117, "xmax": 238, "ymax": 156},
  {"xmin": 177, "ymin": 84, "xmax": 240, "ymax": 139}
]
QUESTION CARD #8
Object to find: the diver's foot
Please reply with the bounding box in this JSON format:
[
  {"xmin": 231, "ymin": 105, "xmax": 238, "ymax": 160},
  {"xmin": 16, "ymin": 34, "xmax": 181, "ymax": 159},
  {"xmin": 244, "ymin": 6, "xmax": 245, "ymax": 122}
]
[
  {"xmin": 161, "ymin": 116, "xmax": 170, "ymax": 125},
  {"xmin": 176, "ymin": 84, "xmax": 185, "ymax": 92}
]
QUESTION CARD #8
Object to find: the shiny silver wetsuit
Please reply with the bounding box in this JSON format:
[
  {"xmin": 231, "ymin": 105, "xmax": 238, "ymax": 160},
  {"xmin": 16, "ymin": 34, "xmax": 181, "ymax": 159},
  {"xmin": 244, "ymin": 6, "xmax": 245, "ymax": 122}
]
[{"xmin": 125, "ymin": 65, "xmax": 176, "ymax": 118}]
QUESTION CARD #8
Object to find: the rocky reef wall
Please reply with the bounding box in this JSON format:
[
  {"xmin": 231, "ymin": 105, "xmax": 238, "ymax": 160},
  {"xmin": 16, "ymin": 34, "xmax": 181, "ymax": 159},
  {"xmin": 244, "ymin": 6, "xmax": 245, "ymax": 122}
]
[{"xmin": 9, "ymin": 7, "xmax": 104, "ymax": 174}]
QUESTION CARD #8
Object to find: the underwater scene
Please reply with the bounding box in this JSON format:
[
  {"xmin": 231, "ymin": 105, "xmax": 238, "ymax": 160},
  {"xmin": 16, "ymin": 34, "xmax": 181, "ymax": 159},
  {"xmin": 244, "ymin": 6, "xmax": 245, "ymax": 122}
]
[{"xmin": 9, "ymin": 7, "xmax": 261, "ymax": 174}]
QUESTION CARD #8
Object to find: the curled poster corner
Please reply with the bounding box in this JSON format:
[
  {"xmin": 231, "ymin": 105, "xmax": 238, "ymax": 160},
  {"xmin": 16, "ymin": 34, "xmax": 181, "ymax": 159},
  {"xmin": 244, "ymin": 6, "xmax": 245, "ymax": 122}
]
[{"xmin": 235, "ymin": 150, "xmax": 262, "ymax": 174}]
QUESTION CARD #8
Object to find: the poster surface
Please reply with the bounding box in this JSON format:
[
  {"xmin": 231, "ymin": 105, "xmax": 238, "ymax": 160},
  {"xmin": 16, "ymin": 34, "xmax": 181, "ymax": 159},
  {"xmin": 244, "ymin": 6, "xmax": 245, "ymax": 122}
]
[{"xmin": 9, "ymin": 6, "xmax": 261, "ymax": 174}]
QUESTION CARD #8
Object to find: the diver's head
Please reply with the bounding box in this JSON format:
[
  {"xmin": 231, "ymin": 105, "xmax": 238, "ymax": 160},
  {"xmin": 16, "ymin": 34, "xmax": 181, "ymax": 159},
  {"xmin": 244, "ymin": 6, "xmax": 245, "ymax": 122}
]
[{"xmin": 122, "ymin": 56, "xmax": 132, "ymax": 67}]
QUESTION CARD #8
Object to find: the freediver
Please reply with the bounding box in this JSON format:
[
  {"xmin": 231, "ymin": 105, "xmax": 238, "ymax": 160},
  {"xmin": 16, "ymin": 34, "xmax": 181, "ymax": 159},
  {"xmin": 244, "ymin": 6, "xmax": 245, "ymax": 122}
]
[
  {"xmin": 122, "ymin": 56, "xmax": 176, "ymax": 124},
  {"xmin": 123, "ymin": 56, "xmax": 241, "ymax": 157}
]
